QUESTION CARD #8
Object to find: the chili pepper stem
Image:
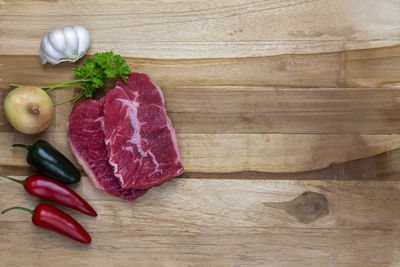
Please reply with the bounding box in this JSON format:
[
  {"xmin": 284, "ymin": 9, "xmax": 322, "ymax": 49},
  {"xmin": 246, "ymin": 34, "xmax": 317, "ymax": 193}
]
[
  {"xmin": 0, "ymin": 173, "xmax": 25, "ymax": 185},
  {"xmin": 2, "ymin": 206, "xmax": 34, "ymax": 215},
  {"xmin": 11, "ymin": 144, "xmax": 32, "ymax": 151}
]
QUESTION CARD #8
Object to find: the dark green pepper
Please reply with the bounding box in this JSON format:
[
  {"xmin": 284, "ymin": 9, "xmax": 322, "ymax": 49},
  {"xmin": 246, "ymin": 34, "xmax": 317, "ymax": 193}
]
[{"xmin": 12, "ymin": 140, "xmax": 81, "ymax": 184}]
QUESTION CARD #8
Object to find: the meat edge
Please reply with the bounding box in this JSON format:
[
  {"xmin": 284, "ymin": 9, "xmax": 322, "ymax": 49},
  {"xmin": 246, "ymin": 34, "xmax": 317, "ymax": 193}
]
[{"xmin": 66, "ymin": 123, "xmax": 105, "ymax": 191}]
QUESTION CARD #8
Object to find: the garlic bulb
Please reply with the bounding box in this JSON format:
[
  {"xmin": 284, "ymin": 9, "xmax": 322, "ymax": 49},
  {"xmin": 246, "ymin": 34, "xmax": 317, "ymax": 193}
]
[{"xmin": 40, "ymin": 26, "xmax": 90, "ymax": 65}]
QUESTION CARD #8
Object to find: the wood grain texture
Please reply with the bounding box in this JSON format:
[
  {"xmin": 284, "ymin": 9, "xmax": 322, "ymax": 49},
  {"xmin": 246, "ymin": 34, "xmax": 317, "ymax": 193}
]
[
  {"xmin": 2, "ymin": 49, "xmax": 400, "ymax": 135},
  {"xmin": 2, "ymin": 132, "xmax": 400, "ymax": 175},
  {"xmin": 165, "ymin": 87, "xmax": 400, "ymax": 134},
  {"xmin": 2, "ymin": 45, "xmax": 400, "ymax": 89},
  {"xmin": 1, "ymin": 0, "xmax": 400, "ymax": 266},
  {"xmin": 1, "ymin": 0, "xmax": 399, "ymax": 58}
]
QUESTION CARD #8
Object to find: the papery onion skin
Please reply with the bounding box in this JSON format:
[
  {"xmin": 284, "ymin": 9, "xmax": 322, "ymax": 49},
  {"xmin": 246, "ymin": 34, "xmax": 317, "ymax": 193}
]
[{"xmin": 4, "ymin": 86, "xmax": 54, "ymax": 134}]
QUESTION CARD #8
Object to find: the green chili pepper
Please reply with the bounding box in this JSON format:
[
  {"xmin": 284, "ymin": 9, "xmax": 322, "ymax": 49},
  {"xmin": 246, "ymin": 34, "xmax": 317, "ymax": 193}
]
[{"xmin": 12, "ymin": 140, "xmax": 81, "ymax": 184}]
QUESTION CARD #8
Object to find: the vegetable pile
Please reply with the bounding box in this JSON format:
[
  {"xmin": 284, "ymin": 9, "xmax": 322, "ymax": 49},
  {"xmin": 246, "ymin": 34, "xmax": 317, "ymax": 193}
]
[
  {"xmin": 1, "ymin": 140, "xmax": 96, "ymax": 244},
  {"xmin": 5, "ymin": 51, "xmax": 131, "ymax": 134},
  {"xmin": 2, "ymin": 27, "xmax": 132, "ymax": 244}
]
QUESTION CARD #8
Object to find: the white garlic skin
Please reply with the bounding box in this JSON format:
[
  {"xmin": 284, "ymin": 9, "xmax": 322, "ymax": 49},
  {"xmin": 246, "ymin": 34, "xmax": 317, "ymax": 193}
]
[{"xmin": 40, "ymin": 26, "xmax": 90, "ymax": 65}]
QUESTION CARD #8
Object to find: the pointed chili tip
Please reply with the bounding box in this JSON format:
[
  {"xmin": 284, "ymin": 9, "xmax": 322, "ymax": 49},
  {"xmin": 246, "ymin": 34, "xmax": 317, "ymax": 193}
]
[
  {"xmin": 83, "ymin": 235, "xmax": 92, "ymax": 244},
  {"xmin": 82, "ymin": 206, "xmax": 97, "ymax": 217}
]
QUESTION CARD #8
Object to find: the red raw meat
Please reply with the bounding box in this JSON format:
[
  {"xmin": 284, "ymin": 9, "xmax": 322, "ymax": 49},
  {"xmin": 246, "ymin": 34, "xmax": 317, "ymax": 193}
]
[
  {"xmin": 104, "ymin": 73, "xmax": 184, "ymax": 189},
  {"xmin": 67, "ymin": 98, "xmax": 147, "ymax": 200}
]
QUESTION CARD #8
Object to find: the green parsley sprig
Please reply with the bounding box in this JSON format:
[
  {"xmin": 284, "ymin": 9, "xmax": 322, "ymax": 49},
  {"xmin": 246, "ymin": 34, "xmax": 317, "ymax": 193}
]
[{"xmin": 10, "ymin": 51, "xmax": 131, "ymax": 106}]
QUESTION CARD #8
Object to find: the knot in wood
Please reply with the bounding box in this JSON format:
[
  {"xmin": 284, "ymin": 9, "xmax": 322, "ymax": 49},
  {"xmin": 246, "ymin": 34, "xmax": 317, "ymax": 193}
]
[{"xmin": 264, "ymin": 191, "xmax": 329, "ymax": 224}]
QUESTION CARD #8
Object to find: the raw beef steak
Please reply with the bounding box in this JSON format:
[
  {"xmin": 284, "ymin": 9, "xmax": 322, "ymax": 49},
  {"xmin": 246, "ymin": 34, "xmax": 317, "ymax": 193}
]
[
  {"xmin": 67, "ymin": 98, "xmax": 148, "ymax": 200},
  {"xmin": 104, "ymin": 73, "xmax": 184, "ymax": 189}
]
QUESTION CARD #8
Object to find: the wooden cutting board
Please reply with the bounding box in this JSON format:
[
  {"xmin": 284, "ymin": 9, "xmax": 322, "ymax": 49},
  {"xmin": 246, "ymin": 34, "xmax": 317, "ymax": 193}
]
[{"xmin": 1, "ymin": 1, "xmax": 400, "ymax": 266}]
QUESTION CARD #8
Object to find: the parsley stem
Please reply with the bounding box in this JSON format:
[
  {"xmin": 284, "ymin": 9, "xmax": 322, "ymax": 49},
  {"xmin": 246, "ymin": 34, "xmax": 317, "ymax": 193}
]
[
  {"xmin": 53, "ymin": 96, "xmax": 76, "ymax": 106},
  {"xmin": 9, "ymin": 83, "xmax": 24, "ymax": 87},
  {"xmin": 53, "ymin": 89, "xmax": 85, "ymax": 106},
  {"xmin": 40, "ymin": 79, "xmax": 90, "ymax": 92},
  {"xmin": 45, "ymin": 84, "xmax": 81, "ymax": 93},
  {"xmin": 39, "ymin": 79, "xmax": 90, "ymax": 89},
  {"xmin": 73, "ymin": 90, "xmax": 86, "ymax": 103}
]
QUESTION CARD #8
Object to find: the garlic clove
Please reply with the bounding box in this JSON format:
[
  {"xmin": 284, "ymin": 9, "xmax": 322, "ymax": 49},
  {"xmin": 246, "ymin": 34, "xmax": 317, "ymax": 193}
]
[
  {"xmin": 40, "ymin": 35, "xmax": 64, "ymax": 64},
  {"xmin": 74, "ymin": 26, "xmax": 90, "ymax": 58},
  {"xmin": 45, "ymin": 54, "xmax": 63, "ymax": 65},
  {"xmin": 39, "ymin": 52, "xmax": 47, "ymax": 65},
  {"xmin": 48, "ymin": 29, "xmax": 67, "ymax": 56},
  {"xmin": 63, "ymin": 27, "xmax": 79, "ymax": 59}
]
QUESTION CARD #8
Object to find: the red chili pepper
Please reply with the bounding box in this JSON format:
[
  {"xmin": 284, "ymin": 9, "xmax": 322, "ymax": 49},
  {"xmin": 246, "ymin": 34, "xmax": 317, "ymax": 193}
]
[
  {"xmin": 2, "ymin": 203, "xmax": 91, "ymax": 244},
  {"xmin": 0, "ymin": 174, "xmax": 97, "ymax": 217}
]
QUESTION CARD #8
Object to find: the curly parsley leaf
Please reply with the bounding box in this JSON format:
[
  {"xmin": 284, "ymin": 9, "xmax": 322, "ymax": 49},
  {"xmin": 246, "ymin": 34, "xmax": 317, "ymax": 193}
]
[
  {"xmin": 114, "ymin": 54, "xmax": 131, "ymax": 83},
  {"xmin": 91, "ymin": 51, "xmax": 131, "ymax": 82},
  {"xmin": 65, "ymin": 51, "xmax": 131, "ymax": 103}
]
